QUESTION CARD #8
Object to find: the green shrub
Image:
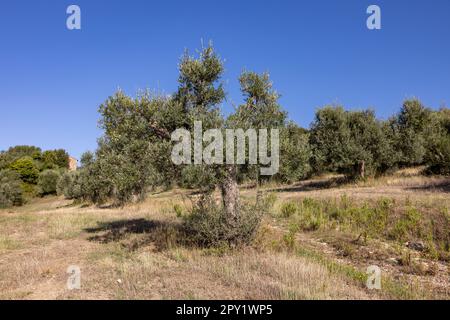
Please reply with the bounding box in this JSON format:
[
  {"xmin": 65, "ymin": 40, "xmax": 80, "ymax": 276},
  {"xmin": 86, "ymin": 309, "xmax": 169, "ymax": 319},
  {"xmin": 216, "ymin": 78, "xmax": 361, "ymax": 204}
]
[
  {"xmin": 259, "ymin": 192, "xmax": 278, "ymax": 214},
  {"xmin": 0, "ymin": 170, "xmax": 24, "ymax": 207},
  {"xmin": 366, "ymin": 198, "xmax": 391, "ymax": 236},
  {"xmin": 173, "ymin": 203, "xmax": 184, "ymax": 218},
  {"xmin": 9, "ymin": 156, "xmax": 39, "ymax": 184},
  {"xmin": 0, "ymin": 146, "xmax": 42, "ymax": 171},
  {"xmin": 300, "ymin": 214, "xmax": 324, "ymax": 231},
  {"xmin": 426, "ymin": 134, "xmax": 450, "ymax": 175},
  {"xmin": 37, "ymin": 170, "xmax": 60, "ymax": 196},
  {"xmin": 20, "ymin": 182, "xmax": 38, "ymax": 198},
  {"xmin": 57, "ymin": 171, "xmax": 85, "ymax": 199},
  {"xmin": 280, "ymin": 201, "xmax": 298, "ymax": 218},
  {"xmin": 301, "ymin": 197, "xmax": 322, "ymax": 212},
  {"xmin": 182, "ymin": 195, "xmax": 263, "ymax": 247},
  {"xmin": 42, "ymin": 149, "xmax": 69, "ymax": 169},
  {"xmin": 389, "ymin": 207, "xmax": 423, "ymax": 242},
  {"xmin": 57, "ymin": 172, "xmax": 74, "ymax": 197},
  {"xmin": 278, "ymin": 123, "xmax": 312, "ymax": 183}
]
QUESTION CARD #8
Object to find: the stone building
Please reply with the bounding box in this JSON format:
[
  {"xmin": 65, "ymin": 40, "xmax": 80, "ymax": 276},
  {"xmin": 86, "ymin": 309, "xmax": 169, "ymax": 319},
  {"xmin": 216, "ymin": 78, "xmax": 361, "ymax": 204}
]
[{"xmin": 68, "ymin": 156, "xmax": 78, "ymax": 171}]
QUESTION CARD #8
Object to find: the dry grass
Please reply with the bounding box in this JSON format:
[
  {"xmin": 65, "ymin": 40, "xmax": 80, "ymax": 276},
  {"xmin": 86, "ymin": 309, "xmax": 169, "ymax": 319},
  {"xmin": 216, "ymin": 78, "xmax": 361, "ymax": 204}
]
[{"xmin": 0, "ymin": 171, "xmax": 449, "ymax": 300}]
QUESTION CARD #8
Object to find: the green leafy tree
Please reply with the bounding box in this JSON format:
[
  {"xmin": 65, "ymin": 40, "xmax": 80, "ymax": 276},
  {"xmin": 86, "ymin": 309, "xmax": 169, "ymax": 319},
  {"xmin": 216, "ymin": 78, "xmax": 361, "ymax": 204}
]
[
  {"xmin": 0, "ymin": 145, "xmax": 42, "ymax": 170},
  {"xmin": 390, "ymin": 99, "xmax": 431, "ymax": 166},
  {"xmin": 424, "ymin": 108, "xmax": 450, "ymax": 174},
  {"xmin": 0, "ymin": 169, "xmax": 24, "ymax": 207},
  {"xmin": 58, "ymin": 170, "xmax": 86, "ymax": 200},
  {"xmin": 80, "ymin": 151, "xmax": 95, "ymax": 168},
  {"xmin": 42, "ymin": 149, "xmax": 69, "ymax": 169},
  {"xmin": 310, "ymin": 106, "xmax": 394, "ymax": 179},
  {"xmin": 309, "ymin": 106, "xmax": 352, "ymax": 175},
  {"xmin": 95, "ymin": 91, "xmax": 183, "ymax": 204},
  {"xmin": 79, "ymin": 44, "xmax": 297, "ymax": 245},
  {"xmin": 37, "ymin": 170, "xmax": 60, "ymax": 195},
  {"xmin": 9, "ymin": 156, "xmax": 39, "ymax": 184},
  {"xmin": 278, "ymin": 122, "xmax": 311, "ymax": 183},
  {"xmin": 228, "ymin": 71, "xmax": 287, "ymax": 190}
]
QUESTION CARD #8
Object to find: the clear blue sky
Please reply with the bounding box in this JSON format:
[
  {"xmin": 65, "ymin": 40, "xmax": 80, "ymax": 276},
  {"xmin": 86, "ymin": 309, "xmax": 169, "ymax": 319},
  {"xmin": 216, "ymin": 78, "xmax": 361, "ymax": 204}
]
[{"xmin": 1, "ymin": 0, "xmax": 449, "ymax": 159}]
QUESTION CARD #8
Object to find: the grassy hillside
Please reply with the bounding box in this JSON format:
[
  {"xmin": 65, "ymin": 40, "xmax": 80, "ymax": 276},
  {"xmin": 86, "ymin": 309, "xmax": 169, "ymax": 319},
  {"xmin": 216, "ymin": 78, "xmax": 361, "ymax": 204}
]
[{"xmin": 0, "ymin": 170, "xmax": 448, "ymax": 300}]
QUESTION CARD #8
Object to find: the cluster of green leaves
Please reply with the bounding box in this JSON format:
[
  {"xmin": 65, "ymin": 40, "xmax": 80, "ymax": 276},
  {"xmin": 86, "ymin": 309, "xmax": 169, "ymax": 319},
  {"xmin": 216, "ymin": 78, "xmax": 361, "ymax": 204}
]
[
  {"xmin": 309, "ymin": 100, "xmax": 450, "ymax": 179},
  {"xmin": 66, "ymin": 45, "xmax": 287, "ymax": 206},
  {"xmin": 0, "ymin": 146, "xmax": 70, "ymax": 206},
  {"xmin": 0, "ymin": 169, "xmax": 24, "ymax": 208},
  {"xmin": 309, "ymin": 107, "xmax": 394, "ymax": 178},
  {"xmin": 423, "ymin": 108, "xmax": 450, "ymax": 175}
]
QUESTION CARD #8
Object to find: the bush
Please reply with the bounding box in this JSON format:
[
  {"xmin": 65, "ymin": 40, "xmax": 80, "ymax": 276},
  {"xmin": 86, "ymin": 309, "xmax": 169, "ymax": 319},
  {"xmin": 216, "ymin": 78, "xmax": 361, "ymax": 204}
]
[
  {"xmin": 182, "ymin": 195, "xmax": 263, "ymax": 247},
  {"xmin": 278, "ymin": 123, "xmax": 311, "ymax": 183},
  {"xmin": 37, "ymin": 170, "xmax": 60, "ymax": 195},
  {"xmin": 280, "ymin": 201, "xmax": 298, "ymax": 218},
  {"xmin": 295, "ymin": 198, "xmax": 325, "ymax": 231},
  {"xmin": 426, "ymin": 134, "xmax": 450, "ymax": 175},
  {"xmin": 57, "ymin": 170, "xmax": 85, "ymax": 200},
  {"xmin": 0, "ymin": 170, "xmax": 24, "ymax": 207},
  {"xmin": 389, "ymin": 207, "xmax": 423, "ymax": 242},
  {"xmin": 9, "ymin": 156, "xmax": 39, "ymax": 184},
  {"xmin": 57, "ymin": 172, "xmax": 72, "ymax": 197},
  {"xmin": 0, "ymin": 146, "xmax": 42, "ymax": 171},
  {"xmin": 42, "ymin": 149, "xmax": 69, "ymax": 169},
  {"xmin": 173, "ymin": 203, "xmax": 184, "ymax": 217},
  {"xmin": 21, "ymin": 183, "xmax": 38, "ymax": 198},
  {"xmin": 58, "ymin": 169, "xmax": 99, "ymax": 201},
  {"xmin": 261, "ymin": 192, "xmax": 278, "ymax": 212}
]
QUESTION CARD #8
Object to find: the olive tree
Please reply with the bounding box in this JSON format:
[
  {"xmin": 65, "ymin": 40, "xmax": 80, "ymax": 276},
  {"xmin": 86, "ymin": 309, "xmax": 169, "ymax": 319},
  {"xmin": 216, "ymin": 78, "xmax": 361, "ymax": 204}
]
[{"xmin": 309, "ymin": 106, "xmax": 394, "ymax": 179}]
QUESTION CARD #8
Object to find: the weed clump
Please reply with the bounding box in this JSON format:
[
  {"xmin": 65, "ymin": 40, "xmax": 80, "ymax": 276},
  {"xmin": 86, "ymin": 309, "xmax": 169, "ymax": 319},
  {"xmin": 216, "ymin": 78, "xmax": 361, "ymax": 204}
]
[{"xmin": 280, "ymin": 201, "xmax": 298, "ymax": 218}]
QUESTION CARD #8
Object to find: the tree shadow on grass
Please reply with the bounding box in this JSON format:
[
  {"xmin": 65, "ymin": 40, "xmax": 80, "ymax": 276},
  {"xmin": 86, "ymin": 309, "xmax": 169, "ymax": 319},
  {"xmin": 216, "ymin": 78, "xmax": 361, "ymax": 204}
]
[
  {"xmin": 84, "ymin": 218, "xmax": 183, "ymax": 251},
  {"xmin": 406, "ymin": 180, "xmax": 450, "ymax": 193},
  {"xmin": 270, "ymin": 176, "xmax": 349, "ymax": 193}
]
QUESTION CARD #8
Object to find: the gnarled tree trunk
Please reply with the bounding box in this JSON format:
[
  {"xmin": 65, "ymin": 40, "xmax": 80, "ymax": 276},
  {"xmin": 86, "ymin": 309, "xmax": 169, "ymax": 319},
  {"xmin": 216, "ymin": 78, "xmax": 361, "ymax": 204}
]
[
  {"xmin": 220, "ymin": 165, "xmax": 240, "ymax": 224},
  {"xmin": 359, "ymin": 160, "xmax": 365, "ymax": 179}
]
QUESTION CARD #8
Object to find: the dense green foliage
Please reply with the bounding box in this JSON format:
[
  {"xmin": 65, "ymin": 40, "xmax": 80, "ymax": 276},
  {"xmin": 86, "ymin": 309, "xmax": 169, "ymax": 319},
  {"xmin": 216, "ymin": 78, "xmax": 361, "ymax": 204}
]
[
  {"xmin": 309, "ymin": 101, "xmax": 450, "ymax": 179},
  {"xmin": 2, "ymin": 45, "xmax": 450, "ymax": 212},
  {"xmin": 37, "ymin": 170, "xmax": 60, "ymax": 195},
  {"xmin": 9, "ymin": 156, "xmax": 40, "ymax": 184},
  {"xmin": 0, "ymin": 169, "xmax": 24, "ymax": 207},
  {"xmin": 182, "ymin": 194, "xmax": 264, "ymax": 247},
  {"xmin": 389, "ymin": 99, "xmax": 431, "ymax": 167},
  {"xmin": 279, "ymin": 122, "xmax": 311, "ymax": 183},
  {"xmin": 0, "ymin": 146, "xmax": 70, "ymax": 206},
  {"xmin": 309, "ymin": 107, "xmax": 394, "ymax": 178},
  {"xmin": 424, "ymin": 108, "xmax": 450, "ymax": 175},
  {"xmin": 0, "ymin": 146, "xmax": 69, "ymax": 172},
  {"xmin": 42, "ymin": 149, "xmax": 70, "ymax": 170}
]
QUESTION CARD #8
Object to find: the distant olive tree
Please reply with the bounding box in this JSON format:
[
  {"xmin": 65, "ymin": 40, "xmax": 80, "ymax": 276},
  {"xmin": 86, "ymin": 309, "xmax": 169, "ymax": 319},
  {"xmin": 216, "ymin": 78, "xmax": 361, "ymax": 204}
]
[
  {"xmin": 389, "ymin": 99, "xmax": 431, "ymax": 167},
  {"xmin": 38, "ymin": 170, "xmax": 60, "ymax": 196},
  {"xmin": 0, "ymin": 169, "xmax": 24, "ymax": 207},
  {"xmin": 278, "ymin": 122, "xmax": 311, "ymax": 183},
  {"xmin": 424, "ymin": 107, "xmax": 450, "ymax": 175},
  {"xmin": 309, "ymin": 106, "xmax": 394, "ymax": 179}
]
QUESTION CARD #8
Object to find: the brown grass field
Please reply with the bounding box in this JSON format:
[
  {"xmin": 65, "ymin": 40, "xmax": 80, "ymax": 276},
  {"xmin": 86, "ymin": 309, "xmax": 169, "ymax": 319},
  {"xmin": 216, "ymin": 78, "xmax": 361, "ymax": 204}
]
[{"xmin": 0, "ymin": 168, "xmax": 449, "ymax": 300}]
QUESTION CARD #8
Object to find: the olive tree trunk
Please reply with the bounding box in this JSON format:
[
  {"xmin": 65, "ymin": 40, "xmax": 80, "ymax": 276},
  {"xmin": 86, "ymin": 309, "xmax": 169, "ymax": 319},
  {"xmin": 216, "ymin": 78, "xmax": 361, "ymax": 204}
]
[{"xmin": 220, "ymin": 165, "xmax": 240, "ymax": 223}]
